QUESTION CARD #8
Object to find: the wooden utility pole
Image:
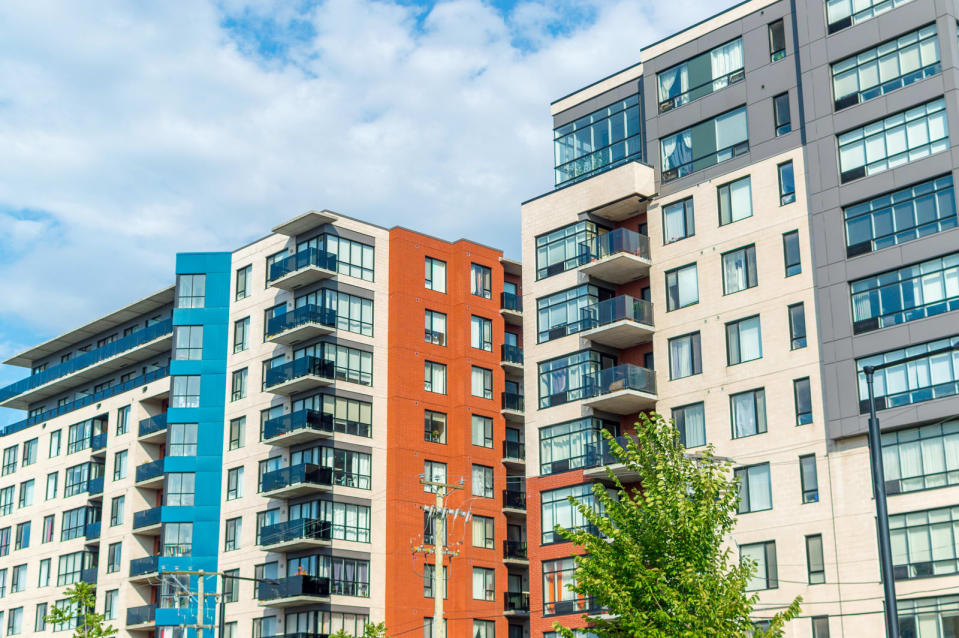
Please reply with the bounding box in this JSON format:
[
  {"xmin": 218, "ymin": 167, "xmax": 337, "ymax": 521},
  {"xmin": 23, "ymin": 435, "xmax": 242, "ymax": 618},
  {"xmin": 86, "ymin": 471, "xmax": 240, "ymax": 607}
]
[
  {"xmin": 160, "ymin": 569, "xmax": 216, "ymax": 636},
  {"xmin": 415, "ymin": 477, "xmax": 463, "ymax": 638}
]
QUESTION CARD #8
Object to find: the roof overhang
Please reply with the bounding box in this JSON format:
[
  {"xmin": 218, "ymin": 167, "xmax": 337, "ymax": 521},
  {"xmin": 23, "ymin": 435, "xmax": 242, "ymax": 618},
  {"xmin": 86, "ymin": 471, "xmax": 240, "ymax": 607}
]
[{"xmin": 272, "ymin": 210, "xmax": 338, "ymax": 237}]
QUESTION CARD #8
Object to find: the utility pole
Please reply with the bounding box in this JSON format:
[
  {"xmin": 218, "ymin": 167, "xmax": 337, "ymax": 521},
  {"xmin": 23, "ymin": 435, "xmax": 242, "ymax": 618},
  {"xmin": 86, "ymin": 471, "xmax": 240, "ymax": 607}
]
[
  {"xmin": 415, "ymin": 476, "xmax": 463, "ymax": 638},
  {"xmin": 160, "ymin": 570, "xmax": 217, "ymax": 637}
]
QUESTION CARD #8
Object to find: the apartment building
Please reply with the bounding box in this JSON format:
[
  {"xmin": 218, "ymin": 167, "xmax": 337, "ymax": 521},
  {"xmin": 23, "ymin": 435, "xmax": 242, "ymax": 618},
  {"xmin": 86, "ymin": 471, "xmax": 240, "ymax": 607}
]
[
  {"xmin": 521, "ymin": 0, "xmax": 959, "ymax": 636},
  {"xmin": 0, "ymin": 211, "xmax": 527, "ymax": 638}
]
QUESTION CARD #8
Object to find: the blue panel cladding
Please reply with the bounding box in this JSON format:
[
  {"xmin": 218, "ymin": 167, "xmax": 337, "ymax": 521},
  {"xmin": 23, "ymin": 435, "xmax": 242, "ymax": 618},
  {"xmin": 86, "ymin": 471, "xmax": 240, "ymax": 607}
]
[{"xmin": 159, "ymin": 252, "xmax": 231, "ymax": 634}]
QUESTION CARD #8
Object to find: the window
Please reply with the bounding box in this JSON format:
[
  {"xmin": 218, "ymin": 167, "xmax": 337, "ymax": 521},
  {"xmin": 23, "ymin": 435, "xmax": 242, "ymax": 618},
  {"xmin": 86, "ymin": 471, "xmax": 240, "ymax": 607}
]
[
  {"xmin": 174, "ymin": 325, "xmax": 203, "ymax": 360},
  {"xmin": 424, "ymin": 310, "xmax": 447, "ymax": 345},
  {"xmin": 882, "ymin": 418, "xmax": 959, "ymax": 494},
  {"xmin": 472, "ymin": 516, "xmax": 494, "ymax": 549},
  {"xmin": 832, "ymin": 24, "xmax": 939, "ymax": 110},
  {"xmin": 35, "ymin": 603, "xmax": 47, "ymax": 631},
  {"xmin": 315, "ymin": 234, "xmax": 374, "ymax": 281},
  {"xmin": 554, "ymin": 94, "xmax": 641, "ymax": 187},
  {"xmin": 290, "ymin": 342, "xmax": 373, "ymax": 386},
  {"xmin": 235, "ymin": 264, "xmax": 252, "ymax": 300},
  {"xmin": 424, "ymin": 361, "xmax": 446, "ymax": 394},
  {"xmin": 42, "ymin": 516, "xmax": 54, "ymax": 542},
  {"xmin": 265, "ymin": 249, "xmax": 289, "ymax": 285},
  {"xmin": 668, "ymin": 332, "xmax": 702, "ymax": 379},
  {"xmin": 424, "ymin": 411, "xmax": 446, "ymax": 444},
  {"xmin": 661, "ymin": 106, "xmax": 748, "ymax": 182},
  {"xmin": 106, "ymin": 542, "xmax": 121, "ymax": 573},
  {"xmin": 165, "ymin": 473, "xmax": 196, "ymax": 506},
  {"xmin": 103, "ymin": 589, "xmax": 118, "ymax": 620},
  {"xmin": 890, "ymin": 504, "xmax": 959, "ymax": 579},
  {"xmin": 718, "ymin": 176, "xmax": 752, "ymax": 225},
  {"xmin": 291, "ymin": 394, "xmax": 373, "ymax": 438},
  {"xmin": 839, "ymin": 98, "xmax": 948, "ymax": 183},
  {"xmin": 773, "ymin": 92, "xmax": 791, "ymax": 135},
  {"xmin": 811, "ymin": 616, "xmax": 830, "ymax": 638},
  {"xmin": 176, "ymin": 273, "xmax": 206, "ymax": 308},
  {"xmin": 171, "ymin": 375, "xmax": 201, "ymax": 408},
  {"xmin": 472, "ymin": 465, "xmax": 494, "ymax": 498},
  {"xmin": 741, "ymin": 541, "xmax": 778, "ymax": 590},
  {"xmin": 14, "ymin": 522, "xmax": 28, "ymax": 550},
  {"xmin": 535, "ymin": 221, "xmax": 599, "ymax": 279},
  {"xmin": 663, "ymin": 197, "xmax": 694, "ymax": 243},
  {"xmin": 49, "ymin": 430, "xmax": 61, "ymax": 457},
  {"xmin": 424, "ymin": 510, "xmax": 447, "ymax": 546},
  {"xmin": 425, "ymin": 257, "xmax": 446, "ymax": 293},
  {"xmin": 665, "ymin": 263, "xmax": 698, "ymax": 310},
  {"xmin": 231, "ymin": 368, "xmax": 248, "ymax": 401},
  {"xmin": 541, "ymin": 483, "xmax": 599, "ymax": 543},
  {"xmin": 726, "ymin": 316, "xmax": 762, "ymax": 365},
  {"xmin": 471, "ymin": 366, "xmax": 493, "ymax": 399},
  {"xmin": 538, "ymin": 350, "xmax": 615, "ymax": 408},
  {"xmin": 845, "ymin": 176, "xmax": 956, "ymax": 257},
  {"xmin": 0, "ymin": 487, "xmax": 12, "ymax": 515},
  {"xmin": 163, "ymin": 522, "xmax": 193, "ymax": 557},
  {"xmin": 229, "ymin": 417, "xmax": 245, "ymax": 449},
  {"xmin": 806, "ymin": 534, "xmax": 825, "ymax": 584},
  {"xmin": 38, "ymin": 559, "xmax": 49, "ymax": 586},
  {"xmin": 222, "ymin": 569, "xmax": 239, "ymax": 603},
  {"xmin": 781, "ymin": 230, "xmax": 802, "ymax": 276},
  {"xmin": 731, "ymin": 389, "xmax": 766, "ymax": 438},
  {"xmin": 61, "ymin": 508, "xmax": 86, "ymax": 540},
  {"xmin": 778, "ymin": 161, "xmax": 795, "ymax": 205},
  {"xmin": 233, "ymin": 317, "xmax": 250, "ymax": 353},
  {"xmin": 656, "ymin": 38, "xmax": 743, "ymax": 112},
  {"xmin": 673, "ymin": 402, "xmax": 705, "ymax": 448},
  {"xmin": 110, "ymin": 496, "xmax": 124, "ymax": 526},
  {"xmin": 57, "ymin": 551, "xmax": 88, "ymax": 586},
  {"xmin": 21, "ymin": 439, "xmax": 37, "ymax": 467},
  {"xmin": 735, "ymin": 463, "xmax": 772, "ymax": 513},
  {"xmin": 423, "ymin": 564, "xmax": 447, "ymax": 599},
  {"xmin": 794, "ymin": 378, "xmax": 813, "ymax": 425},
  {"xmin": 768, "ymin": 19, "xmax": 785, "ymax": 61},
  {"xmin": 826, "ymin": 0, "xmax": 915, "ymax": 32},
  {"xmin": 543, "ymin": 557, "xmax": 591, "ymax": 615},
  {"xmin": 472, "ymin": 567, "xmax": 495, "ymax": 601},
  {"xmin": 788, "ymin": 303, "xmax": 807, "ymax": 349},
  {"xmin": 537, "ymin": 284, "xmax": 605, "ymax": 342},
  {"xmin": 224, "ymin": 518, "xmax": 241, "ymax": 552},
  {"xmin": 722, "ymin": 245, "xmax": 757, "ymax": 294},
  {"xmin": 7, "ymin": 607, "xmax": 21, "ymax": 635},
  {"xmin": 18, "ymin": 480, "xmax": 34, "ymax": 507},
  {"xmin": 471, "ymin": 315, "xmax": 493, "ymax": 351},
  {"xmin": 424, "ymin": 461, "xmax": 446, "ymax": 492},
  {"xmin": 227, "ymin": 467, "xmax": 243, "ymax": 500},
  {"xmin": 10, "ymin": 564, "xmax": 25, "ymax": 592},
  {"xmin": 850, "ymin": 251, "xmax": 959, "ymax": 334},
  {"xmin": 113, "ymin": 450, "xmax": 127, "ymax": 480},
  {"xmin": 471, "ymin": 263, "xmax": 492, "ymax": 299},
  {"xmin": 471, "ymin": 414, "xmax": 493, "ymax": 448},
  {"xmin": 2, "ymin": 445, "xmax": 16, "ymax": 475},
  {"xmin": 856, "ymin": 335, "xmax": 959, "ymax": 412},
  {"xmin": 169, "ymin": 422, "xmax": 198, "ymax": 456}
]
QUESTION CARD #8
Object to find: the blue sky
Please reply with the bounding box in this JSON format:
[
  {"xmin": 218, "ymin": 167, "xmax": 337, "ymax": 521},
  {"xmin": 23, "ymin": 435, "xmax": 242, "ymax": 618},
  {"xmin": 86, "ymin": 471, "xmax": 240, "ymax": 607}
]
[{"xmin": 0, "ymin": 0, "xmax": 737, "ymax": 426}]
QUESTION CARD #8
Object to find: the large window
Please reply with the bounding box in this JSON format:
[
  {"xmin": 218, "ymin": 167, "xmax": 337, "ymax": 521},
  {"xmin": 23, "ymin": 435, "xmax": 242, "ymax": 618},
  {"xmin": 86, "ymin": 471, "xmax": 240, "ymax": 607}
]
[
  {"xmin": 827, "ymin": 0, "xmax": 917, "ymax": 33},
  {"xmin": 424, "ymin": 361, "xmax": 447, "ymax": 394},
  {"xmin": 668, "ymin": 332, "xmax": 702, "ymax": 380},
  {"xmin": 543, "ymin": 557, "xmax": 592, "ymax": 615},
  {"xmin": 899, "ymin": 596, "xmax": 959, "ymax": 638},
  {"xmin": 173, "ymin": 326, "xmax": 203, "ymax": 360},
  {"xmin": 661, "ymin": 106, "xmax": 748, "ymax": 182},
  {"xmin": 838, "ymin": 98, "xmax": 948, "ymax": 183},
  {"xmin": 882, "ymin": 419, "xmax": 959, "ymax": 494},
  {"xmin": 726, "ymin": 316, "xmax": 762, "ymax": 365},
  {"xmin": 535, "ymin": 221, "xmax": 598, "ymax": 280},
  {"xmin": 844, "ymin": 175, "xmax": 957, "ymax": 257},
  {"xmin": 673, "ymin": 402, "xmax": 705, "ymax": 448},
  {"xmin": 832, "ymin": 25, "xmax": 939, "ymax": 111},
  {"xmin": 731, "ymin": 389, "xmax": 767, "ymax": 438},
  {"xmin": 553, "ymin": 95, "xmax": 642, "ymax": 187},
  {"xmin": 307, "ymin": 235, "xmax": 374, "ymax": 281},
  {"xmin": 472, "ymin": 567, "xmax": 495, "ymax": 601},
  {"xmin": 850, "ymin": 251, "xmax": 959, "ymax": 334},
  {"xmin": 541, "ymin": 483, "xmax": 599, "ymax": 543},
  {"xmin": 292, "ymin": 394, "xmax": 373, "ymax": 438},
  {"xmin": 741, "ymin": 541, "xmax": 778, "ymax": 590},
  {"xmin": 890, "ymin": 505, "xmax": 959, "ymax": 580},
  {"xmin": 424, "ymin": 310, "xmax": 447, "ymax": 346},
  {"xmin": 471, "ymin": 316, "xmax": 492, "ymax": 351},
  {"xmin": 295, "ymin": 289, "xmax": 373, "ymax": 337},
  {"xmin": 424, "ymin": 257, "xmax": 446, "ymax": 293},
  {"xmin": 657, "ymin": 38, "xmax": 743, "ymax": 112},
  {"xmin": 856, "ymin": 335, "xmax": 959, "ymax": 411},
  {"xmin": 176, "ymin": 274, "xmax": 205, "ymax": 309},
  {"xmin": 539, "ymin": 417, "xmax": 617, "ymax": 475},
  {"xmin": 57, "ymin": 551, "xmax": 90, "ymax": 586},
  {"xmin": 171, "ymin": 376, "xmax": 201, "ymax": 408},
  {"xmin": 722, "ymin": 245, "xmax": 757, "ymax": 294},
  {"xmin": 665, "ymin": 263, "xmax": 698, "ymax": 310},
  {"xmin": 471, "ymin": 367, "xmax": 493, "ymax": 399},
  {"xmin": 169, "ymin": 423, "xmax": 198, "ymax": 456},
  {"xmin": 294, "ymin": 342, "xmax": 373, "ymax": 386},
  {"xmin": 538, "ymin": 350, "xmax": 614, "ymax": 408},
  {"xmin": 663, "ymin": 197, "xmax": 695, "ymax": 243},
  {"xmin": 165, "ymin": 473, "xmax": 195, "ymax": 507},
  {"xmin": 537, "ymin": 284, "xmax": 606, "ymax": 342},
  {"xmin": 718, "ymin": 176, "xmax": 752, "ymax": 225},
  {"xmin": 735, "ymin": 463, "xmax": 772, "ymax": 513}
]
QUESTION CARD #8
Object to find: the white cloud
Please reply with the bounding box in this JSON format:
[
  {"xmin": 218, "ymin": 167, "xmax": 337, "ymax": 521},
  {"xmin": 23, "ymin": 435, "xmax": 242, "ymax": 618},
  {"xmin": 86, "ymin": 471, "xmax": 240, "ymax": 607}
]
[{"xmin": 0, "ymin": 0, "xmax": 736, "ymax": 335}]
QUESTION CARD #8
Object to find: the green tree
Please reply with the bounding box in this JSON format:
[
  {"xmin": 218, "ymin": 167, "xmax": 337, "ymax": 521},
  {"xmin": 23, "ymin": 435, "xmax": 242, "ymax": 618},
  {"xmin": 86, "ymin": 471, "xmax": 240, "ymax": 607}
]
[
  {"xmin": 43, "ymin": 581, "xmax": 117, "ymax": 638},
  {"xmin": 553, "ymin": 412, "xmax": 801, "ymax": 638},
  {"xmin": 331, "ymin": 622, "xmax": 388, "ymax": 638}
]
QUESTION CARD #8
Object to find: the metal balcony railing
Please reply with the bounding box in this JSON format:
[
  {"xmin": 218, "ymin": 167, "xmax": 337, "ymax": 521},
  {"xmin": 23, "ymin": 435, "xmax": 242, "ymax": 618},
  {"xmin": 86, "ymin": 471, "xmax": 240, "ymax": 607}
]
[
  {"xmin": 502, "ymin": 440, "xmax": 525, "ymax": 461},
  {"xmin": 502, "ymin": 392, "xmax": 524, "ymax": 412},
  {"xmin": 586, "ymin": 364, "xmax": 656, "ymax": 398},
  {"xmin": 580, "ymin": 228, "xmax": 650, "ymax": 263},
  {"xmin": 266, "ymin": 304, "xmax": 336, "ymax": 338},
  {"xmin": 501, "ymin": 292, "xmax": 522, "ymax": 312},
  {"xmin": 503, "ymin": 540, "xmax": 527, "ymax": 560},
  {"xmin": 501, "ymin": 344, "xmax": 523, "ymax": 365},
  {"xmin": 268, "ymin": 248, "xmax": 337, "ymax": 283},
  {"xmin": 505, "ymin": 591, "xmax": 530, "ymax": 612},
  {"xmin": 502, "ymin": 490, "xmax": 526, "ymax": 510}
]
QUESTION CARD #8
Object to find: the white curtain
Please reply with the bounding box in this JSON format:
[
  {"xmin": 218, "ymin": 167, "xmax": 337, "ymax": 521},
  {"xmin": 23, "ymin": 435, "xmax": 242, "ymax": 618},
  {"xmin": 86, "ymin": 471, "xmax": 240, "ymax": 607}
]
[
  {"xmin": 729, "ymin": 178, "xmax": 753, "ymax": 222},
  {"xmin": 724, "ymin": 252, "xmax": 747, "ymax": 292},
  {"xmin": 711, "ymin": 39, "xmax": 743, "ymax": 90},
  {"xmin": 677, "ymin": 264, "xmax": 698, "ymax": 306},
  {"xmin": 664, "ymin": 203, "xmax": 686, "ymax": 242},
  {"xmin": 748, "ymin": 465, "xmax": 771, "ymax": 510},
  {"xmin": 684, "ymin": 405, "xmax": 706, "ymax": 448},
  {"xmin": 670, "ymin": 337, "xmax": 692, "ymax": 379},
  {"xmin": 733, "ymin": 393, "xmax": 756, "ymax": 437},
  {"xmin": 658, "ymin": 64, "xmax": 689, "ymax": 103},
  {"xmin": 661, "ymin": 131, "xmax": 692, "ymax": 171},
  {"xmin": 740, "ymin": 318, "xmax": 762, "ymax": 361}
]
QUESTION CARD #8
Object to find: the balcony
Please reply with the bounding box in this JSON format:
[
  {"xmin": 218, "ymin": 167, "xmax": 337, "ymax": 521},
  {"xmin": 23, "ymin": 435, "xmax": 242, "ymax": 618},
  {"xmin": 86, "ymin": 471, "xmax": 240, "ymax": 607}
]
[
  {"xmin": 582, "ymin": 435, "xmax": 642, "ymax": 483},
  {"xmin": 126, "ymin": 604, "xmax": 156, "ymax": 629},
  {"xmin": 86, "ymin": 476, "xmax": 104, "ymax": 497},
  {"xmin": 526, "ymin": 160, "xmax": 654, "ymax": 223},
  {"xmin": 583, "ymin": 364, "xmax": 656, "ymax": 414},
  {"xmin": 258, "ymin": 575, "xmax": 331, "ymax": 608},
  {"xmin": 135, "ymin": 459, "xmax": 165, "ymax": 488},
  {"xmin": 505, "ymin": 591, "xmax": 530, "ymax": 615},
  {"xmin": 268, "ymin": 248, "xmax": 337, "ymax": 291},
  {"xmin": 129, "ymin": 555, "xmax": 159, "ymax": 583},
  {"xmin": 266, "ymin": 305, "xmax": 336, "ymax": 346},
  {"xmin": 502, "ymin": 440, "xmax": 525, "ymax": 469},
  {"xmin": 260, "ymin": 463, "xmax": 333, "ymax": 499},
  {"xmin": 578, "ymin": 229, "xmax": 651, "ymax": 284},
  {"xmin": 500, "ymin": 292, "xmax": 523, "ymax": 326},
  {"xmin": 0, "ymin": 319, "xmax": 174, "ymax": 410},
  {"xmin": 262, "ymin": 409, "xmax": 333, "ymax": 447},
  {"xmin": 84, "ymin": 521, "xmax": 101, "ymax": 542},
  {"xmin": 502, "ymin": 489, "xmax": 526, "ymax": 516},
  {"xmin": 581, "ymin": 296, "xmax": 654, "ymax": 348},
  {"xmin": 259, "ymin": 519, "xmax": 333, "ymax": 552},
  {"xmin": 264, "ymin": 357, "xmax": 335, "ymax": 396},
  {"xmin": 500, "ymin": 344, "xmax": 523, "ymax": 378},
  {"xmin": 80, "ymin": 567, "xmax": 98, "ymax": 584},
  {"xmin": 138, "ymin": 413, "xmax": 167, "ymax": 443},
  {"xmin": 503, "ymin": 540, "xmax": 528, "ymax": 565},
  {"xmin": 501, "ymin": 392, "xmax": 524, "ymax": 423},
  {"xmin": 90, "ymin": 432, "xmax": 107, "ymax": 455},
  {"xmin": 132, "ymin": 507, "xmax": 162, "ymax": 535}
]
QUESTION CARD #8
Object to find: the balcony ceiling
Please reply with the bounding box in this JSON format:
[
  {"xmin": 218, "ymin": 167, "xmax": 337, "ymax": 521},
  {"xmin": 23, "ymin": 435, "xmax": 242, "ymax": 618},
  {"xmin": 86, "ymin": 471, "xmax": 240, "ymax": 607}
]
[{"xmin": 272, "ymin": 210, "xmax": 338, "ymax": 237}]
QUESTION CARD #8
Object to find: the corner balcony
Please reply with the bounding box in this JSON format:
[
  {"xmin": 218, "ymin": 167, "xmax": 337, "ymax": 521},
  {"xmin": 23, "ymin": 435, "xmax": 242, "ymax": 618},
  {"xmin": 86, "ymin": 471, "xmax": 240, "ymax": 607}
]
[
  {"xmin": 85, "ymin": 476, "xmax": 104, "ymax": 498},
  {"xmin": 578, "ymin": 229, "xmax": 651, "ymax": 285},
  {"xmin": 501, "ymin": 392, "xmax": 524, "ymax": 423},
  {"xmin": 90, "ymin": 432, "xmax": 107, "ymax": 457},
  {"xmin": 138, "ymin": 413, "xmax": 167, "ymax": 443},
  {"xmin": 0, "ymin": 319, "xmax": 173, "ymax": 410},
  {"xmin": 80, "ymin": 567, "xmax": 98, "ymax": 584},
  {"xmin": 258, "ymin": 575, "xmax": 331, "ymax": 608},
  {"xmin": 264, "ymin": 357, "xmax": 335, "ymax": 396},
  {"xmin": 502, "ymin": 489, "xmax": 526, "ymax": 517},
  {"xmin": 84, "ymin": 521, "xmax": 101, "ymax": 542},
  {"xmin": 502, "ymin": 440, "xmax": 525, "ymax": 470},
  {"xmin": 503, "ymin": 540, "xmax": 528, "ymax": 566},
  {"xmin": 529, "ymin": 160, "xmax": 654, "ymax": 222},
  {"xmin": 505, "ymin": 591, "xmax": 530, "ymax": 616},
  {"xmin": 129, "ymin": 555, "xmax": 159, "ymax": 583},
  {"xmin": 500, "ymin": 292, "xmax": 523, "ymax": 326},
  {"xmin": 259, "ymin": 518, "xmax": 333, "ymax": 552},
  {"xmin": 260, "ymin": 463, "xmax": 333, "ymax": 499},
  {"xmin": 126, "ymin": 604, "xmax": 156, "ymax": 630},
  {"xmin": 500, "ymin": 344, "xmax": 523, "ymax": 378},
  {"xmin": 268, "ymin": 248, "xmax": 337, "ymax": 291},
  {"xmin": 266, "ymin": 304, "xmax": 336, "ymax": 346},
  {"xmin": 132, "ymin": 506, "xmax": 163, "ymax": 536},
  {"xmin": 135, "ymin": 459, "xmax": 165, "ymax": 488},
  {"xmin": 262, "ymin": 409, "xmax": 334, "ymax": 447},
  {"xmin": 583, "ymin": 364, "xmax": 656, "ymax": 414},
  {"xmin": 582, "ymin": 435, "xmax": 642, "ymax": 483},
  {"xmin": 581, "ymin": 296, "xmax": 654, "ymax": 349}
]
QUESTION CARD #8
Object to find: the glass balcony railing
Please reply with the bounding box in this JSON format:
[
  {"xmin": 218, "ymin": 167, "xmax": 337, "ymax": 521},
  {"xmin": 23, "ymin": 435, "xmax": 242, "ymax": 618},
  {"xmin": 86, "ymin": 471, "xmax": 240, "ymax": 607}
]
[
  {"xmin": 503, "ymin": 489, "xmax": 526, "ymax": 510},
  {"xmin": 258, "ymin": 575, "xmax": 331, "ymax": 602},
  {"xmin": 586, "ymin": 364, "xmax": 656, "ymax": 398},
  {"xmin": 505, "ymin": 591, "xmax": 530, "ymax": 612},
  {"xmin": 85, "ymin": 521, "xmax": 101, "ymax": 540},
  {"xmin": 90, "ymin": 432, "xmax": 107, "ymax": 452},
  {"xmin": 581, "ymin": 295, "xmax": 653, "ymax": 330},
  {"xmin": 262, "ymin": 410, "xmax": 333, "ymax": 442},
  {"xmin": 503, "ymin": 440, "xmax": 525, "ymax": 461},
  {"xmin": 501, "ymin": 291, "xmax": 522, "ymax": 312},
  {"xmin": 80, "ymin": 567, "xmax": 98, "ymax": 584},
  {"xmin": 503, "ymin": 540, "xmax": 527, "ymax": 560},
  {"xmin": 580, "ymin": 228, "xmax": 650, "ymax": 263},
  {"xmin": 130, "ymin": 555, "xmax": 159, "ymax": 577},
  {"xmin": 86, "ymin": 476, "xmax": 104, "ymax": 496},
  {"xmin": 126, "ymin": 604, "xmax": 156, "ymax": 626},
  {"xmin": 584, "ymin": 435, "xmax": 635, "ymax": 468},
  {"xmin": 260, "ymin": 463, "xmax": 333, "ymax": 494},
  {"xmin": 266, "ymin": 304, "xmax": 336, "ymax": 338},
  {"xmin": 133, "ymin": 506, "xmax": 162, "ymax": 529},
  {"xmin": 135, "ymin": 459, "xmax": 164, "ymax": 483},
  {"xmin": 268, "ymin": 248, "xmax": 337, "ymax": 283},
  {"xmin": 0, "ymin": 319, "xmax": 173, "ymax": 403},
  {"xmin": 138, "ymin": 413, "xmax": 167, "ymax": 438},
  {"xmin": 264, "ymin": 357, "xmax": 335, "ymax": 389},
  {"xmin": 502, "ymin": 392, "xmax": 524, "ymax": 412},
  {"xmin": 501, "ymin": 344, "xmax": 523, "ymax": 365},
  {"xmin": 259, "ymin": 519, "xmax": 333, "ymax": 547}
]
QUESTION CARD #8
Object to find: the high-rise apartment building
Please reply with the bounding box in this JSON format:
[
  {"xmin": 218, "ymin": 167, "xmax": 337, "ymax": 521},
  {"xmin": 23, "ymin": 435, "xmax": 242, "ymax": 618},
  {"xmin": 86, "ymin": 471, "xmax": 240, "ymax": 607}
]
[
  {"xmin": 0, "ymin": 211, "xmax": 527, "ymax": 638},
  {"xmin": 521, "ymin": 0, "xmax": 959, "ymax": 636}
]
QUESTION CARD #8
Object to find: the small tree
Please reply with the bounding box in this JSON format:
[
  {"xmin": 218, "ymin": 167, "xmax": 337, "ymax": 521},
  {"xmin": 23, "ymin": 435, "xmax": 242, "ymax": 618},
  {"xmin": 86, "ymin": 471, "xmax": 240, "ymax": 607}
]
[
  {"xmin": 331, "ymin": 622, "xmax": 388, "ymax": 638},
  {"xmin": 43, "ymin": 581, "xmax": 117, "ymax": 638},
  {"xmin": 553, "ymin": 412, "xmax": 801, "ymax": 638}
]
